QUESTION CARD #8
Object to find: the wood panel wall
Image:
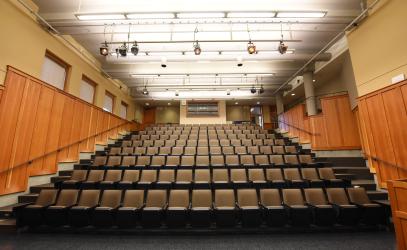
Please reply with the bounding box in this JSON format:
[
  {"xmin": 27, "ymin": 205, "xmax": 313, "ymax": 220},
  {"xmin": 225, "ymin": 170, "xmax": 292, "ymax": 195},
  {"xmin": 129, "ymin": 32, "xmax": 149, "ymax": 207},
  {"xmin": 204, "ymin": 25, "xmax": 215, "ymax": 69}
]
[
  {"xmin": 0, "ymin": 67, "xmax": 135, "ymax": 195},
  {"xmin": 279, "ymin": 95, "xmax": 361, "ymax": 150},
  {"xmin": 388, "ymin": 179, "xmax": 407, "ymax": 250},
  {"xmin": 357, "ymin": 80, "xmax": 407, "ymax": 188}
]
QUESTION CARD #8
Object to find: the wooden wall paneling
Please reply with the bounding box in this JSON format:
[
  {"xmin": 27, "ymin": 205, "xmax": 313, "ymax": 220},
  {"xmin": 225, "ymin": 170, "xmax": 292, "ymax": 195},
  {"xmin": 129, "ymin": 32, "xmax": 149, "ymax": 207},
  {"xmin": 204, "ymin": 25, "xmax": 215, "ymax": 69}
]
[
  {"xmin": 67, "ymin": 100, "xmax": 84, "ymax": 161},
  {"xmin": 78, "ymin": 104, "xmax": 92, "ymax": 152},
  {"xmin": 336, "ymin": 96, "xmax": 361, "ymax": 147},
  {"xmin": 388, "ymin": 180, "xmax": 407, "ymax": 250},
  {"xmin": 310, "ymin": 115, "xmax": 328, "ymax": 149},
  {"xmin": 143, "ymin": 108, "xmax": 156, "ymax": 125},
  {"xmin": 85, "ymin": 107, "xmax": 99, "ymax": 152},
  {"xmin": 0, "ymin": 86, "xmax": 3, "ymax": 103},
  {"xmin": 95, "ymin": 109, "xmax": 105, "ymax": 144},
  {"xmin": 321, "ymin": 98, "xmax": 343, "ymax": 147},
  {"xmin": 57, "ymin": 97, "xmax": 75, "ymax": 162}
]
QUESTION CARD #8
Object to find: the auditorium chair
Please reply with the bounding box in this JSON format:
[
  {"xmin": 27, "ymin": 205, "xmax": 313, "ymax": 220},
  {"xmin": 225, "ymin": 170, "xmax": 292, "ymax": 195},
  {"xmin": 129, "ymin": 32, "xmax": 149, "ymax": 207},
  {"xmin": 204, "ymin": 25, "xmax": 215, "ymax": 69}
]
[
  {"xmin": 231, "ymin": 139, "xmax": 242, "ymax": 146},
  {"xmin": 274, "ymin": 139, "xmax": 286, "ymax": 146},
  {"xmin": 196, "ymin": 155, "xmax": 210, "ymax": 169},
  {"xmin": 117, "ymin": 170, "xmax": 140, "ymax": 189},
  {"xmin": 255, "ymin": 155, "xmax": 271, "ymax": 168},
  {"xmin": 121, "ymin": 156, "xmax": 136, "ymax": 168},
  {"xmin": 284, "ymin": 168, "xmax": 308, "ymax": 188},
  {"xmin": 326, "ymin": 188, "xmax": 359, "ymax": 225},
  {"xmin": 106, "ymin": 156, "xmax": 122, "ymax": 168},
  {"xmin": 218, "ymin": 134, "xmax": 227, "ymax": 140},
  {"xmin": 184, "ymin": 146, "xmax": 197, "ymax": 155},
  {"xmin": 210, "ymin": 146, "xmax": 222, "ymax": 155},
  {"xmin": 241, "ymin": 139, "xmax": 252, "ymax": 147},
  {"xmin": 259, "ymin": 189, "xmax": 287, "ymax": 226},
  {"xmin": 211, "ymin": 155, "xmax": 225, "ymax": 168},
  {"xmin": 282, "ymin": 189, "xmax": 311, "ymax": 226},
  {"xmin": 121, "ymin": 147, "xmax": 135, "ymax": 156},
  {"xmin": 273, "ymin": 146, "xmax": 285, "ymax": 155},
  {"xmin": 69, "ymin": 190, "xmax": 100, "ymax": 227},
  {"xmin": 44, "ymin": 189, "xmax": 79, "ymax": 226},
  {"xmin": 150, "ymin": 155, "xmax": 166, "ymax": 168},
  {"xmin": 301, "ymin": 168, "xmax": 325, "ymax": 188},
  {"xmin": 298, "ymin": 155, "xmax": 321, "ymax": 168},
  {"xmin": 263, "ymin": 139, "xmax": 274, "ymax": 146},
  {"xmin": 347, "ymin": 187, "xmax": 385, "ymax": 225},
  {"xmin": 99, "ymin": 170, "xmax": 122, "ymax": 189},
  {"xmin": 284, "ymin": 146, "xmax": 298, "ymax": 154},
  {"xmin": 194, "ymin": 169, "xmax": 211, "ymax": 189},
  {"xmin": 93, "ymin": 190, "xmax": 122, "ymax": 227},
  {"xmin": 122, "ymin": 140, "xmax": 133, "ymax": 147},
  {"xmin": 109, "ymin": 147, "xmax": 121, "ymax": 156},
  {"xmin": 146, "ymin": 146, "xmax": 159, "ymax": 156},
  {"xmin": 222, "ymin": 146, "xmax": 234, "ymax": 155},
  {"xmin": 247, "ymin": 146, "xmax": 260, "ymax": 155},
  {"xmin": 134, "ymin": 147, "xmax": 146, "ymax": 156},
  {"xmin": 248, "ymin": 169, "xmax": 268, "ymax": 188},
  {"xmin": 180, "ymin": 155, "xmax": 195, "ymax": 169},
  {"xmin": 165, "ymin": 140, "xmax": 176, "ymax": 147},
  {"xmin": 156, "ymin": 170, "xmax": 175, "ymax": 189},
  {"xmin": 240, "ymin": 154, "xmax": 256, "ymax": 168},
  {"xmin": 141, "ymin": 190, "xmax": 168, "ymax": 228},
  {"xmin": 252, "ymin": 139, "xmax": 263, "ymax": 146},
  {"xmin": 230, "ymin": 169, "xmax": 250, "ymax": 188},
  {"xmin": 269, "ymin": 155, "xmax": 286, "ymax": 168},
  {"xmin": 235, "ymin": 146, "xmax": 247, "ymax": 155},
  {"xmin": 190, "ymin": 190, "xmax": 213, "ymax": 227},
  {"xmin": 220, "ymin": 139, "xmax": 230, "ymax": 146},
  {"xmin": 135, "ymin": 155, "xmax": 151, "ymax": 169},
  {"xmin": 176, "ymin": 140, "xmax": 187, "ymax": 147},
  {"xmin": 175, "ymin": 170, "xmax": 193, "ymax": 189},
  {"xmin": 59, "ymin": 170, "xmax": 88, "ymax": 189},
  {"xmin": 214, "ymin": 189, "xmax": 237, "ymax": 227},
  {"xmin": 17, "ymin": 189, "xmax": 58, "ymax": 226},
  {"xmin": 81, "ymin": 170, "xmax": 105, "ymax": 189},
  {"xmin": 92, "ymin": 156, "xmax": 107, "ymax": 168},
  {"xmin": 238, "ymin": 134, "xmax": 246, "ymax": 140},
  {"xmin": 159, "ymin": 146, "xmax": 171, "ymax": 155},
  {"xmin": 212, "ymin": 169, "xmax": 230, "ymax": 189},
  {"xmin": 166, "ymin": 190, "xmax": 190, "ymax": 227},
  {"xmin": 259, "ymin": 145, "xmax": 273, "ymax": 154},
  {"xmin": 143, "ymin": 140, "xmax": 154, "ymax": 147},
  {"xmin": 266, "ymin": 169, "xmax": 287, "ymax": 188},
  {"xmin": 237, "ymin": 189, "xmax": 262, "ymax": 227},
  {"xmin": 225, "ymin": 155, "xmax": 240, "ymax": 168},
  {"xmin": 197, "ymin": 146, "xmax": 209, "ymax": 156},
  {"xmin": 166, "ymin": 155, "xmax": 181, "ymax": 168},
  {"xmin": 304, "ymin": 188, "xmax": 336, "ymax": 226},
  {"xmin": 172, "ymin": 146, "xmax": 184, "ymax": 156},
  {"xmin": 137, "ymin": 170, "xmax": 158, "ymax": 189},
  {"xmin": 284, "ymin": 155, "xmax": 300, "ymax": 168},
  {"xmin": 318, "ymin": 168, "xmax": 347, "ymax": 187}
]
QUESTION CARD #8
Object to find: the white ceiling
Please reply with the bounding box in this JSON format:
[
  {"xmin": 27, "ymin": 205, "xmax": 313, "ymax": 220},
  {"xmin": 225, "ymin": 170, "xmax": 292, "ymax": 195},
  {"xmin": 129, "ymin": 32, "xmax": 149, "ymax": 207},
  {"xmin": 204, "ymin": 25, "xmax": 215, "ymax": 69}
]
[{"xmin": 32, "ymin": 0, "xmax": 362, "ymax": 105}]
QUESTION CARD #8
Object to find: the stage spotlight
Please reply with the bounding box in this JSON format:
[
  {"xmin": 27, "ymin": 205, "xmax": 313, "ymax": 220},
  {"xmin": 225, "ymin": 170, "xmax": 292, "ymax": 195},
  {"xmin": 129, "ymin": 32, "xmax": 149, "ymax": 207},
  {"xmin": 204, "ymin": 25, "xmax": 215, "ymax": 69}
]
[
  {"xmin": 237, "ymin": 56, "xmax": 243, "ymax": 67},
  {"xmin": 226, "ymin": 89, "xmax": 231, "ymax": 95},
  {"xmin": 278, "ymin": 40, "xmax": 288, "ymax": 54},
  {"xmin": 247, "ymin": 41, "xmax": 256, "ymax": 54},
  {"xmin": 131, "ymin": 41, "xmax": 139, "ymax": 55},
  {"xmin": 142, "ymin": 88, "xmax": 149, "ymax": 95},
  {"xmin": 250, "ymin": 86, "xmax": 257, "ymax": 94},
  {"xmin": 118, "ymin": 43, "xmax": 127, "ymax": 57},
  {"xmin": 259, "ymin": 85, "xmax": 264, "ymax": 94},
  {"xmin": 193, "ymin": 41, "xmax": 201, "ymax": 55},
  {"xmin": 161, "ymin": 57, "xmax": 167, "ymax": 68},
  {"xmin": 100, "ymin": 42, "xmax": 109, "ymax": 56},
  {"xmin": 175, "ymin": 90, "xmax": 179, "ymax": 96}
]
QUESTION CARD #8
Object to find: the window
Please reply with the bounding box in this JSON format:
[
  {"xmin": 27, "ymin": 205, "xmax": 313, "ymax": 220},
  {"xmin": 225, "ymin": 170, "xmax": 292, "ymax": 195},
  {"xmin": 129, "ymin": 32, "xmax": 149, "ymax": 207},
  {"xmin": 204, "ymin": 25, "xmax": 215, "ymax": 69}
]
[
  {"xmin": 79, "ymin": 76, "xmax": 96, "ymax": 103},
  {"xmin": 187, "ymin": 102, "xmax": 219, "ymax": 116},
  {"xmin": 40, "ymin": 52, "xmax": 68, "ymax": 90},
  {"xmin": 103, "ymin": 91, "xmax": 115, "ymax": 113},
  {"xmin": 120, "ymin": 102, "xmax": 128, "ymax": 119}
]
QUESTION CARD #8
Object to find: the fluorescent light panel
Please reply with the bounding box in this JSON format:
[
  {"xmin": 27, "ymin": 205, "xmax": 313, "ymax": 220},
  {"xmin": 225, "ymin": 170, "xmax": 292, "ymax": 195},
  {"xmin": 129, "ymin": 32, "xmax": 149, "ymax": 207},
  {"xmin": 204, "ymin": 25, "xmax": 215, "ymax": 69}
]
[
  {"xmin": 126, "ymin": 13, "xmax": 175, "ymax": 19},
  {"xmin": 227, "ymin": 12, "xmax": 275, "ymax": 18},
  {"xmin": 76, "ymin": 14, "xmax": 125, "ymax": 20},
  {"xmin": 276, "ymin": 12, "xmax": 326, "ymax": 18},
  {"xmin": 177, "ymin": 12, "xmax": 225, "ymax": 18}
]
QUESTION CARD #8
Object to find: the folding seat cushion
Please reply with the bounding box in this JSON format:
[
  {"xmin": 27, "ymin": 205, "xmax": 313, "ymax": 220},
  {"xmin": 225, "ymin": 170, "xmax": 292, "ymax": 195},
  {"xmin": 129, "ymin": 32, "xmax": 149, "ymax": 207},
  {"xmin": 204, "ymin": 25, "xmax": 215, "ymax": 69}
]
[
  {"xmin": 44, "ymin": 190, "xmax": 79, "ymax": 226},
  {"xmin": 141, "ymin": 190, "xmax": 168, "ymax": 227},
  {"xmin": 137, "ymin": 170, "xmax": 157, "ymax": 189},
  {"xmin": 304, "ymin": 188, "xmax": 336, "ymax": 226},
  {"xmin": 156, "ymin": 170, "xmax": 175, "ymax": 189},
  {"xmin": 297, "ymin": 164, "xmax": 323, "ymax": 184},
  {"xmin": 184, "ymin": 146, "xmax": 197, "ymax": 155},
  {"xmin": 141, "ymin": 135, "xmax": 151, "ymax": 141},
  {"xmin": 283, "ymin": 168, "xmax": 308, "ymax": 188},
  {"xmin": 196, "ymin": 155, "xmax": 210, "ymax": 169},
  {"xmin": 230, "ymin": 169, "xmax": 249, "ymax": 188},
  {"xmin": 131, "ymin": 134, "xmax": 141, "ymax": 140},
  {"xmin": 225, "ymin": 129, "xmax": 233, "ymax": 134},
  {"xmin": 252, "ymin": 139, "xmax": 263, "ymax": 146},
  {"xmin": 274, "ymin": 139, "xmax": 286, "ymax": 146},
  {"xmin": 180, "ymin": 155, "xmax": 195, "ymax": 169},
  {"xmin": 235, "ymin": 146, "xmax": 247, "ymax": 155},
  {"xmin": 210, "ymin": 146, "xmax": 222, "ymax": 155},
  {"xmin": 92, "ymin": 156, "xmax": 107, "ymax": 168},
  {"xmin": 17, "ymin": 189, "xmax": 58, "ymax": 226},
  {"xmin": 187, "ymin": 140, "xmax": 197, "ymax": 147},
  {"xmin": 146, "ymin": 147, "xmax": 159, "ymax": 156},
  {"xmin": 259, "ymin": 145, "xmax": 273, "ymax": 155},
  {"xmin": 212, "ymin": 169, "xmax": 230, "ymax": 189},
  {"xmin": 247, "ymin": 146, "xmax": 260, "ymax": 155},
  {"xmin": 211, "ymin": 155, "xmax": 225, "ymax": 168},
  {"xmin": 266, "ymin": 169, "xmax": 287, "ymax": 188},
  {"xmin": 109, "ymin": 147, "xmax": 121, "ymax": 156},
  {"xmin": 121, "ymin": 147, "xmax": 134, "ymax": 156},
  {"xmin": 237, "ymin": 189, "xmax": 262, "ymax": 227},
  {"xmin": 197, "ymin": 146, "xmax": 209, "ymax": 156},
  {"xmin": 347, "ymin": 187, "xmax": 385, "ymax": 225},
  {"xmin": 225, "ymin": 155, "xmax": 240, "ymax": 168},
  {"xmin": 326, "ymin": 188, "xmax": 359, "ymax": 225},
  {"xmin": 194, "ymin": 169, "xmax": 211, "ymax": 189},
  {"xmin": 60, "ymin": 170, "xmax": 88, "ymax": 189},
  {"xmin": 214, "ymin": 189, "xmax": 236, "ymax": 227},
  {"xmin": 284, "ymin": 146, "xmax": 298, "ymax": 154},
  {"xmin": 269, "ymin": 155, "xmax": 286, "ymax": 168},
  {"xmin": 69, "ymin": 190, "xmax": 100, "ymax": 227},
  {"xmin": 240, "ymin": 155, "xmax": 255, "ymax": 168},
  {"xmin": 165, "ymin": 140, "xmax": 176, "ymax": 147},
  {"xmin": 272, "ymin": 146, "xmax": 285, "ymax": 155},
  {"xmin": 118, "ymin": 170, "xmax": 140, "ymax": 189},
  {"xmin": 282, "ymin": 189, "xmax": 311, "ymax": 226},
  {"xmin": 190, "ymin": 190, "xmax": 212, "ymax": 227},
  {"xmin": 122, "ymin": 140, "xmax": 133, "ymax": 147},
  {"xmin": 175, "ymin": 170, "xmax": 193, "ymax": 189},
  {"xmin": 134, "ymin": 147, "xmax": 146, "ymax": 156},
  {"xmin": 259, "ymin": 189, "xmax": 287, "ymax": 226},
  {"xmin": 166, "ymin": 190, "xmax": 190, "ymax": 227},
  {"xmin": 231, "ymin": 139, "xmax": 242, "ymax": 147},
  {"xmin": 99, "ymin": 170, "xmax": 122, "ymax": 189},
  {"xmin": 135, "ymin": 155, "xmax": 151, "ymax": 168},
  {"xmin": 248, "ymin": 169, "xmax": 268, "ymax": 188},
  {"xmin": 166, "ymin": 155, "xmax": 180, "ymax": 168},
  {"xmin": 254, "ymin": 155, "xmax": 271, "ymax": 168},
  {"xmin": 93, "ymin": 190, "xmax": 122, "ymax": 227},
  {"xmin": 298, "ymin": 155, "xmax": 320, "ymax": 168},
  {"xmin": 81, "ymin": 170, "xmax": 105, "ymax": 189},
  {"xmin": 150, "ymin": 155, "xmax": 166, "ymax": 168},
  {"xmin": 318, "ymin": 168, "xmax": 346, "ymax": 187},
  {"xmin": 117, "ymin": 189, "xmax": 145, "ymax": 227}
]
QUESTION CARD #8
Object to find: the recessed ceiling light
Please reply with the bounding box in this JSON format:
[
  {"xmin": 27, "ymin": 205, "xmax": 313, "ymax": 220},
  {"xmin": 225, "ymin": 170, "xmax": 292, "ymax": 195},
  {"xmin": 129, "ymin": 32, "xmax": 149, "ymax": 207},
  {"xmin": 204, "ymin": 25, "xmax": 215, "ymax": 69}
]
[
  {"xmin": 313, "ymin": 79, "xmax": 316, "ymax": 82},
  {"xmin": 167, "ymin": 102, "xmax": 171, "ymax": 105},
  {"xmin": 235, "ymin": 102, "xmax": 239, "ymax": 105},
  {"xmin": 276, "ymin": 12, "xmax": 326, "ymax": 18},
  {"xmin": 126, "ymin": 13, "xmax": 175, "ymax": 19},
  {"xmin": 256, "ymin": 101, "xmax": 260, "ymax": 105},
  {"xmin": 291, "ymin": 93, "xmax": 296, "ymax": 96},
  {"xmin": 177, "ymin": 12, "xmax": 225, "ymax": 19},
  {"xmin": 76, "ymin": 14, "xmax": 125, "ymax": 20},
  {"xmin": 145, "ymin": 102, "xmax": 150, "ymax": 106},
  {"xmin": 227, "ymin": 12, "xmax": 276, "ymax": 18}
]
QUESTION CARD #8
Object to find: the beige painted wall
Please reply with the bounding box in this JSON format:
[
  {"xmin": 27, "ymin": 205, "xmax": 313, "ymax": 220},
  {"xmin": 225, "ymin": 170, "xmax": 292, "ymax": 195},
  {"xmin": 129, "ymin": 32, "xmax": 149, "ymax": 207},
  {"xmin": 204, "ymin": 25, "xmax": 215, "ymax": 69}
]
[
  {"xmin": 347, "ymin": 0, "xmax": 407, "ymax": 96},
  {"xmin": 0, "ymin": 0, "xmax": 140, "ymax": 120},
  {"xmin": 180, "ymin": 101, "xmax": 227, "ymax": 124},
  {"xmin": 226, "ymin": 105, "xmax": 251, "ymax": 122},
  {"xmin": 156, "ymin": 106, "xmax": 180, "ymax": 124}
]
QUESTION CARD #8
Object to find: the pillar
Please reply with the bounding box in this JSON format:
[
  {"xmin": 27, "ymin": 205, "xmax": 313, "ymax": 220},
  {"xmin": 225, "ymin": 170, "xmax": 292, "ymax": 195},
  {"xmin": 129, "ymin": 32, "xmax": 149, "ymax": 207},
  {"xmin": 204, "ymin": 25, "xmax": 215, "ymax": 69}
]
[
  {"xmin": 303, "ymin": 71, "xmax": 317, "ymax": 115},
  {"xmin": 275, "ymin": 92, "xmax": 284, "ymax": 115}
]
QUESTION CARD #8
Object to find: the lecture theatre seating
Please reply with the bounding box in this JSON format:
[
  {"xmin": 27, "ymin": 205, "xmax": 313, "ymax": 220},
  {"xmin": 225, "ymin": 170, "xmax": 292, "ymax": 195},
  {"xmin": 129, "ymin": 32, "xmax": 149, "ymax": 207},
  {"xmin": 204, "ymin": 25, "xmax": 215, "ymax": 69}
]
[{"xmin": 15, "ymin": 124, "xmax": 386, "ymax": 230}]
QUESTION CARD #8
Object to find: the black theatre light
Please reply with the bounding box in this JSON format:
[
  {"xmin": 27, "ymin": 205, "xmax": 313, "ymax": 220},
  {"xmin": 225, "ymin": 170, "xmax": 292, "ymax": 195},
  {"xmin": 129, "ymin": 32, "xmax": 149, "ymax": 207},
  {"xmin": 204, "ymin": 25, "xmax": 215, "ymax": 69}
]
[
  {"xmin": 193, "ymin": 41, "xmax": 201, "ymax": 55},
  {"xmin": 100, "ymin": 42, "xmax": 109, "ymax": 56},
  {"xmin": 131, "ymin": 42, "xmax": 139, "ymax": 56},
  {"xmin": 250, "ymin": 86, "xmax": 257, "ymax": 94},
  {"xmin": 118, "ymin": 43, "xmax": 127, "ymax": 57},
  {"xmin": 247, "ymin": 41, "xmax": 256, "ymax": 54}
]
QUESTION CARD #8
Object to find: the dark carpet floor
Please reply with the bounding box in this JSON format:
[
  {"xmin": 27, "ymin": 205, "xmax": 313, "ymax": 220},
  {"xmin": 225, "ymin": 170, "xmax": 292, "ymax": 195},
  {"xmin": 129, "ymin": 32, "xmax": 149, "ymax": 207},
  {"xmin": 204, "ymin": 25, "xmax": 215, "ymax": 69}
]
[{"xmin": 0, "ymin": 231, "xmax": 395, "ymax": 250}]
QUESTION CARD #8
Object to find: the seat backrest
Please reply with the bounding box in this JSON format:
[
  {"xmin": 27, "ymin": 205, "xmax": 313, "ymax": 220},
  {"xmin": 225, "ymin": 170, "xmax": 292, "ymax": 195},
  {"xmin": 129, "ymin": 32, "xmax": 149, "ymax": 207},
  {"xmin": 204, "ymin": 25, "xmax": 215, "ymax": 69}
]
[
  {"xmin": 104, "ymin": 170, "xmax": 122, "ymax": 182},
  {"xmin": 318, "ymin": 168, "xmax": 337, "ymax": 179},
  {"xmin": 301, "ymin": 168, "xmax": 319, "ymax": 180},
  {"xmin": 284, "ymin": 155, "xmax": 299, "ymax": 164},
  {"xmin": 237, "ymin": 189, "xmax": 258, "ymax": 207},
  {"xmin": 231, "ymin": 139, "xmax": 241, "ymax": 146},
  {"xmin": 273, "ymin": 146, "xmax": 285, "ymax": 154},
  {"xmin": 274, "ymin": 139, "xmax": 285, "ymax": 146},
  {"xmin": 225, "ymin": 155, "xmax": 239, "ymax": 165},
  {"xmin": 285, "ymin": 146, "xmax": 297, "ymax": 154},
  {"xmin": 282, "ymin": 189, "xmax": 305, "ymax": 206},
  {"xmin": 122, "ymin": 170, "xmax": 140, "ymax": 182},
  {"xmin": 70, "ymin": 170, "xmax": 88, "ymax": 181},
  {"xmin": 87, "ymin": 170, "xmax": 105, "ymax": 182},
  {"xmin": 197, "ymin": 146, "xmax": 209, "ymax": 155},
  {"xmin": 269, "ymin": 155, "xmax": 284, "ymax": 165},
  {"xmin": 176, "ymin": 170, "xmax": 193, "ymax": 182},
  {"xmin": 77, "ymin": 190, "xmax": 100, "ymax": 207},
  {"xmin": 254, "ymin": 155, "xmax": 269, "ymax": 165},
  {"xmin": 248, "ymin": 169, "xmax": 265, "ymax": 181},
  {"xmin": 196, "ymin": 155, "xmax": 209, "ymax": 166},
  {"xmin": 283, "ymin": 168, "xmax": 301, "ymax": 181},
  {"xmin": 158, "ymin": 170, "xmax": 175, "ymax": 182},
  {"xmin": 192, "ymin": 190, "xmax": 212, "ymax": 208},
  {"xmin": 122, "ymin": 156, "xmax": 136, "ymax": 166},
  {"xmin": 181, "ymin": 156, "xmax": 195, "ymax": 166},
  {"xmin": 100, "ymin": 190, "xmax": 122, "ymax": 208},
  {"xmin": 184, "ymin": 147, "xmax": 196, "ymax": 155},
  {"xmin": 220, "ymin": 139, "xmax": 230, "ymax": 146},
  {"xmin": 304, "ymin": 188, "xmax": 328, "ymax": 205},
  {"xmin": 121, "ymin": 147, "xmax": 134, "ymax": 155},
  {"xmin": 35, "ymin": 189, "xmax": 58, "ymax": 206},
  {"xmin": 211, "ymin": 155, "xmax": 225, "ymax": 165},
  {"xmin": 198, "ymin": 140, "xmax": 208, "ymax": 146},
  {"xmin": 55, "ymin": 189, "xmax": 79, "ymax": 207},
  {"xmin": 299, "ymin": 154, "xmax": 313, "ymax": 164},
  {"xmin": 235, "ymin": 146, "xmax": 247, "ymax": 154},
  {"xmin": 347, "ymin": 187, "xmax": 371, "ymax": 204},
  {"xmin": 151, "ymin": 155, "xmax": 165, "ymax": 165},
  {"xmin": 260, "ymin": 145, "xmax": 272, "ymax": 154},
  {"xmin": 134, "ymin": 147, "xmax": 146, "ymax": 155},
  {"xmin": 107, "ymin": 156, "xmax": 122, "ymax": 166},
  {"xmin": 172, "ymin": 147, "xmax": 184, "ymax": 155},
  {"xmin": 230, "ymin": 169, "xmax": 247, "ymax": 182},
  {"xmin": 93, "ymin": 156, "xmax": 107, "ymax": 166},
  {"xmin": 140, "ymin": 170, "xmax": 157, "ymax": 182},
  {"xmin": 247, "ymin": 146, "xmax": 260, "ymax": 154},
  {"xmin": 145, "ymin": 190, "xmax": 167, "ymax": 208},
  {"xmin": 210, "ymin": 146, "xmax": 222, "ymax": 155},
  {"xmin": 109, "ymin": 147, "xmax": 121, "ymax": 155},
  {"xmin": 213, "ymin": 169, "xmax": 229, "ymax": 182},
  {"xmin": 222, "ymin": 146, "xmax": 234, "ymax": 155},
  {"xmin": 241, "ymin": 139, "xmax": 252, "ymax": 146},
  {"xmin": 240, "ymin": 155, "xmax": 254, "ymax": 165},
  {"xmin": 194, "ymin": 169, "xmax": 210, "ymax": 182},
  {"xmin": 159, "ymin": 147, "xmax": 171, "ymax": 155},
  {"xmin": 169, "ymin": 190, "xmax": 189, "ymax": 208},
  {"xmin": 260, "ymin": 189, "xmax": 282, "ymax": 206},
  {"xmin": 136, "ymin": 155, "xmax": 151, "ymax": 166},
  {"xmin": 266, "ymin": 169, "xmax": 284, "ymax": 181},
  {"xmin": 122, "ymin": 190, "xmax": 144, "ymax": 208},
  {"xmin": 166, "ymin": 155, "xmax": 180, "ymax": 165},
  {"xmin": 326, "ymin": 188, "xmax": 350, "ymax": 205},
  {"xmin": 146, "ymin": 146, "xmax": 158, "ymax": 155},
  {"xmin": 215, "ymin": 189, "xmax": 235, "ymax": 207}
]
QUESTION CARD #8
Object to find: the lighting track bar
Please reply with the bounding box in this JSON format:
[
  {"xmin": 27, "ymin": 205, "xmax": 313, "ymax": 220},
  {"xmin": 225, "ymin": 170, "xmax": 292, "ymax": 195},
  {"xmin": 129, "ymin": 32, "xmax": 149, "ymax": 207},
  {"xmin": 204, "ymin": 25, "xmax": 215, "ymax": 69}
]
[{"xmin": 102, "ymin": 39, "xmax": 301, "ymax": 45}]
